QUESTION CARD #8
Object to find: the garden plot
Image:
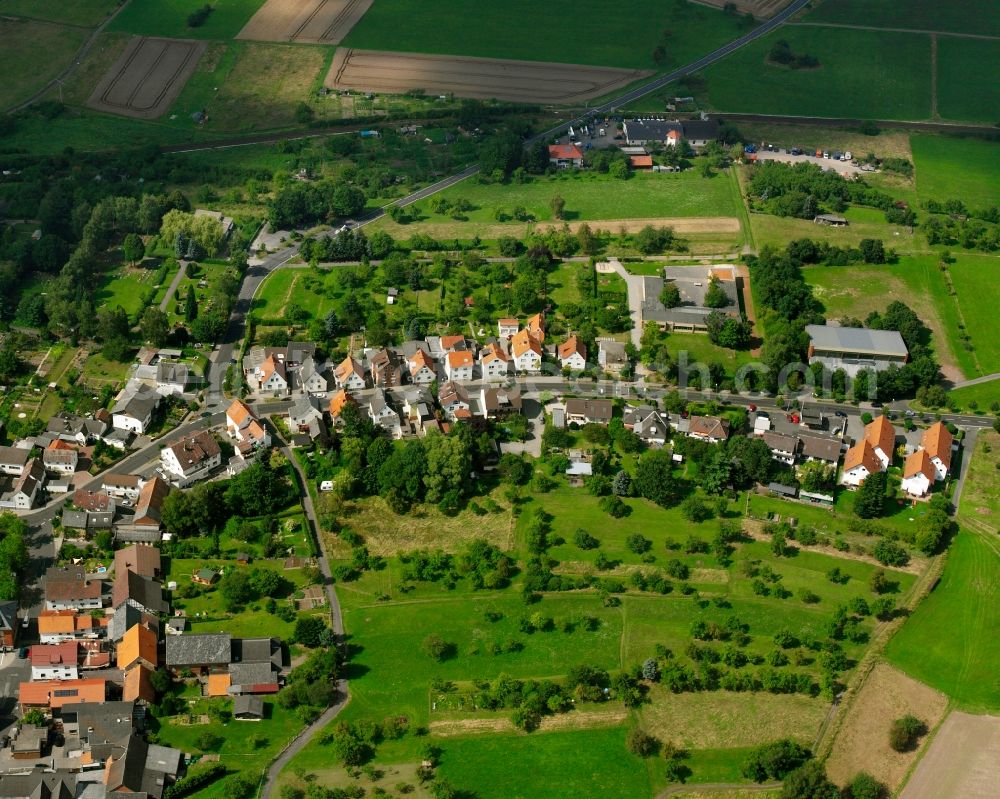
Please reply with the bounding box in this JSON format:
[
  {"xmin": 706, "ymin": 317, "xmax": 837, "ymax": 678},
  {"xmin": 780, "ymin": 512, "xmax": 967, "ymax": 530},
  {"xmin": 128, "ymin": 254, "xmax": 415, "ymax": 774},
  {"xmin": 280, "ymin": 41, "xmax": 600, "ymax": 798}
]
[
  {"xmin": 238, "ymin": 0, "xmax": 374, "ymax": 44},
  {"xmin": 87, "ymin": 36, "xmax": 206, "ymax": 119},
  {"xmin": 324, "ymin": 49, "xmax": 653, "ymax": 104}
]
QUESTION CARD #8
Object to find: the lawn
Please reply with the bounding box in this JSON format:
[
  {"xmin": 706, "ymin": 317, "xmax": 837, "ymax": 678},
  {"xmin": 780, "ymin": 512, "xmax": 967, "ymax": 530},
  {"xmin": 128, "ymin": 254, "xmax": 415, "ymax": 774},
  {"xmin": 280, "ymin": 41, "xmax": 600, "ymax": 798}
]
[
  {"xmin": 884, "ymin": 529, "xmax": 1000, "ymax": 712},
  {"xmin": 80, "ymin": 351, "xmax": 133, "ymax": 388},
  {"xmin": 434, "ymin": 727, "xmax": 653, "ymax": 799},
  {"xmin": 152, "ymin": 699, "xmax": 305, "ymax": 799},
  {"xmin": 910, "ymin": 134, "xmax": 1000, "ymax": 210},
  {"xmin": 108, "ymin": 0, "xmax": 267, "ymax": 40},
  {"xmin": 700, "ymin": 28, "xmax": 932, "ymax": 121},
  {"xmin": 946, "ymin": 379, "xmax": 1000, "ymax": 414},
  {"xmin": 802, "ymin": 0, "xmax": 1000, "ymax": 38},
  {"xmin": 0, "ymin": 18, "xmax": 90, "ymax": 109},
  {"xmin": 344, "ymin": 0, "xmax": 754, "ymax": 70},
  {"xmin": 667, "ymin": 332, "xmax": 757, "ymax": 380},
  {"xmin": 944, "ymin": 254, "xmax": 1000, "ymax": 376},
  {"xmin": 956, "ymin": 430, "xmax": 1000, "ymax": 524},
  {"xmin": 1, "ymin": 0, "xmax": 122, "ymax": 27},
  {"xmin": 935, "ymin": 38, "xmax": 1000, "ymax": 124},
  {"xmin": 415, "ymin": 170, "xmax": 740, "ymax": 224},
  {"xmin": 803, "ymin": 257, "xmax": 971, "ymax": 381}
]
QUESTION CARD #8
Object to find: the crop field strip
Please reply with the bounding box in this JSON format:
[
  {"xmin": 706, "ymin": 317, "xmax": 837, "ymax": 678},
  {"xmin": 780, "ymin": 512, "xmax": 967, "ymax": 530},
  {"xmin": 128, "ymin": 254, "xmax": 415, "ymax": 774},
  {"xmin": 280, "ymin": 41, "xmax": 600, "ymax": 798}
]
[
  {"xmin": 237, "ymin": 0, "xmax": 374, "ymax": 44},
  {"xmin": 324, "ymin": 49, "xmax": 654, "ymax": 104},
  {"xmin": 87, "ymin": 35, "xmax": 207, "ymax": 118}
]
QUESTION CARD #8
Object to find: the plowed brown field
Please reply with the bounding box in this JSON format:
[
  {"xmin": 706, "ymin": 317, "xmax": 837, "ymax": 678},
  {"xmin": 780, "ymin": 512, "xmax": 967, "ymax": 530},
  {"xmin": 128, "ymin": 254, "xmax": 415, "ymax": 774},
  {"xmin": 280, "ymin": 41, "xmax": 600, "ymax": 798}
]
[
  {"xmin": 87, "ymin": 36, "xmax": 205, "ymax": 119},
  {"xmin": 324, "ymin": 48, "xmax": 653, "ymax": 104},
  {"xmin": 237, "ymin": 0, "xmax": 373, "ymax": 44}
]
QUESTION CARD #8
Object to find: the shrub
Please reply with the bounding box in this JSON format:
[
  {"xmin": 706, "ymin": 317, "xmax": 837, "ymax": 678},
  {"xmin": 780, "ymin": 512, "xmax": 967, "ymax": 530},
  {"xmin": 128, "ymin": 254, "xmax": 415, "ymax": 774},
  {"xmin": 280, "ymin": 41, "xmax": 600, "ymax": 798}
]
[
  {"xmin": 163, "ymin": 764, "xmax": 227, "ymax": 799},
  {"xmin": 421, "ymin": 634, "xmax": 455, "ymax": 662},
  {"xmin": 848, "ymin": 771, "xmax": 887, "ymax": 799},
  {"xmin": 626, "ymin": 728, "xmax": 661, "ymax": 757},
  {"xmin": 573, "ymin": 528, "xmax": 600, "ymax": 550},
  {"xmin": 888, "ymin": 715, "xmax": 926, "ymax": 752},
  {"xmin": 626, "ymin": 533, "xmax": 652, "ymax": 554},
  {"xmin": 599, "ymin": 494, "xmax": 628, "ymax": 518},
  {"xmin": 741, "ymin": 739, "xmax": 811, "ymax": 782},
  {"xmin": 186, "ymin": 4, "xmax": 213, "ymax": 27}
]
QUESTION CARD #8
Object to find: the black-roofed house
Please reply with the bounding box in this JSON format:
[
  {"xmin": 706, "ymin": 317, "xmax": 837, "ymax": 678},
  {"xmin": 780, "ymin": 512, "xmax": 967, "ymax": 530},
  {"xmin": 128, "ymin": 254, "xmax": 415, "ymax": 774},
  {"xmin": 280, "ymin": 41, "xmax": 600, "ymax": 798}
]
[
  {"xmin": 233, "ymin": 695, "xmax": 264, "ymax": 721},
  {"xmin": 165, "ymin": 632, "xmax": 231, "ymax": 675}
]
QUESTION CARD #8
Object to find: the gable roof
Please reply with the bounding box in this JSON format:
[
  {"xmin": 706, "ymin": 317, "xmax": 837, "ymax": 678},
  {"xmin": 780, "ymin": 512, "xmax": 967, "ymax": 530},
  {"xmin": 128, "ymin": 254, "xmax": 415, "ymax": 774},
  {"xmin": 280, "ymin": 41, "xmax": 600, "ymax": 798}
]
[
  {"xmin": 480, "ymin": 342, "xmax": 509, "ymax": 364},
  {"xmin": 0, "ymin": 445, "xmax": 30, "ymax": 468},
  {"xmin": 45, "ymin": 573, "xmax": 102, "ymax": 603},
  {"xmin": 122, "ymin": 664, "xmax": 156, "ymax": 704},
  {"xmin": 108, "ymin": 603, "xmax": 158, "ymax": 643},
  {"xmin": 440, "ymin": 334, "xmax": 466, "ymax": 351},
  {"xmin": 438, "ymin": 381, "xmax": 469, "ymax": 408},
  {"xmin": 864, "ymin": 415, "xmax": 896, "ymax": 456},
  {"xmin": 233, "ymin": 695, "xmax": 264, "ymax": 717},
  {"xmin": 19, "ymin": 678, "xmax": 106, "ymax": 708},
  {"xmin": 558, "ymin": 335, "xmax": 586, "ymax": 361},
  {"xmin": 798, "ymin": 434, "xmax": 842, "ymax": 463},
  {"xmin": 118, "ymin": 623, "xmax": 158, "ymax": 669},
  {"xmin": 30, "ymin": 641, "xmax": 78, "ymax": 666},
  {"xmin": 511, "ymin": 328, "xmax": 542, "ymax": 358},
  {"xmin": 688, "ymin": 415, "xmax": 731, "ymax": 439},
  {"xmin": 165, "ymin": 632, "xmax": 231, "ymax": 667},
  {"xmin": 903, "ymin": 448, "xmax": 935, "ymax": 480},
  {"xmin": 226, "ymin": 399, "xmax": 256, "ymax": 429},
  {"xmin": 114, "ymin": 543, "xmax": 161, "ymax": 578},
  {"xmin": 73, "ymin": 490, "xmax": 113, "ymax": 512},
  {"xmin": 258, "ymin": 354, "xmax": 286, "ymax": 384},
  {"xmin": 446, "ymin": 350, "xmax": 474, "ymax": 369},
  {"xmin": 564, "ymin": 398, "xmax": 613, "ymax": 422},
  {"xmin": 843, "ymin": 440, "xmax": 881, "ymax": 474},
  {"xmin": 133, "ymin": 477, "xmax": 170, "ymax": 526},
  {"xmin": 921, "ymin": 421, "xmax": 953, "ymax": 469},
  {"xmin": 409, "ymin": 348, "xmax": 435, "ymax": 375},
  {"xmin": 334, "ymin": 356, "xmax": 365, "ymax": 384},
  {"xmin": 548, "ymin": 143, "xmax": 584, "ymax": 161},
  {"xmin": 328, "ymin": 389, "xmax": 353, "ymax": 418},
  {"xmin": 112, "ymin": 570, "xmax": 168, "ymax": 614},
  {"xmin": 526, "ymin": 312, "xmax": 546, "ymax": 341},
  {"xmin": 165, "ymin": 430, "xmax": 221, "ymax": 469}
]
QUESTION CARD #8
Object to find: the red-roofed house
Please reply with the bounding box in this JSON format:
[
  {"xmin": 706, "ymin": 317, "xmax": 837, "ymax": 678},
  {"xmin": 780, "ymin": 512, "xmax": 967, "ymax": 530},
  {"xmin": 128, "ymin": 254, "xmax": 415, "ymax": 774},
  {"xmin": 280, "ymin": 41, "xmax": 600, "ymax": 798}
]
[
  {"xmin": 19, "ymin": 678, "xmax": 106, "ymax": 712},
  {"xmin": 558, "ymin": 336, "xmax": 587, "ymax": 371},
  {"xmin": 511, "ymin": 329, "xmax": 542, "ymax": 373},
  {"xmin": 901, "ymin": 449, "xmax": 935, "ymax": 498},
  {"xmin": 30, "ymin": 642, "xmax": 80, "ymax": 680},
  {"xmin": 921, "ymin": 421, "xmax": 953, "ymax": 480},
  {"xmin": 548, "ymin": 144, "xmax": 584, "ymax": 168},
  {"xmin": 445, "ymin": 350, "xmax": 475, "ymax": 382},
  {"xmin": 629, "ymin": 155, "xmax": 653, "ymax": 169},
  {"xmin": 256, "ymin": 354, "xmax": 288, "ymax": 394}
]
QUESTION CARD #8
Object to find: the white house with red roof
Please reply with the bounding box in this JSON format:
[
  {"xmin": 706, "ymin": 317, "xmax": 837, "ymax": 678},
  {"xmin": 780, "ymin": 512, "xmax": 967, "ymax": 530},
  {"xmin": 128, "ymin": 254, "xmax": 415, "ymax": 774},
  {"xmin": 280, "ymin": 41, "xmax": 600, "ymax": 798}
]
[
  {"xmin": 511, "ymin": 329, "xmax": 542, "ymax": 373},
  {"xmin": 558, "ymin": 336, "xmax": 587, "ymax": 371},
  {"xmin": 445, "ymin": 350, "xmax": 475, "ymax": 382},
  {"xmin": 548, "ymin": 144, "xmax": 584, "ymax": 168},
  {"xmin": 255, "ymin": 354, "xmax": 288, "ymax": 394},
  {"xmin": 480, "ymin": 342, "xmax": 511, "ymax": 380}
]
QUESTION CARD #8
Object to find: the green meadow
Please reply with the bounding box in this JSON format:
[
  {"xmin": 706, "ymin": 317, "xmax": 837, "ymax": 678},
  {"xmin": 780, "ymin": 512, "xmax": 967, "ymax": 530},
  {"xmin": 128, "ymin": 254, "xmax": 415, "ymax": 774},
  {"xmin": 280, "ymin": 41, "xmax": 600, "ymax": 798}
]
[
  {"xmin": 344, "ymin": 0, "xmax": 753, "ymax": 70},
  {"xmin": 700, "ymin": 27, "xmax": 932, "ymax": 120},
  {"xmin": 108, "ymin": 0, "xmax": 266, "ymax": 39},
  {"xmin": 911, "ymin": 135, "xmax": 1000, "ymax": 209},
  {"xmin": 803, "ymin": 0, "xmax": 1000, "ymax": 38}
]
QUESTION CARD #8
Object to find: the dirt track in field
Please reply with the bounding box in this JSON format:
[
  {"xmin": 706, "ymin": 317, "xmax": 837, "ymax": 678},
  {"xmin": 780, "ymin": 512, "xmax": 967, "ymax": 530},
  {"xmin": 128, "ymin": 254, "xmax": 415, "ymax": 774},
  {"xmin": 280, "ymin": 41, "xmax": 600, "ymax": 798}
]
[
  {"xmin": 237, "ymin": 0, "xmax": 373, "ymax": 44},
  {"xmin": 825, "ymin": 663, "xmax": 949, "ymax": 792},
  {"xmin": 900, "ymin": 711, "xmax": 1000, "ymax": 799},
  {"xmin": 324, "ymin": 48, "xmax": 654, "ymax": 104},
  {"xmin": 535, "ymin": 217, "xmax": 742, "ymax": 234},
  {"xmin": 86, "ymin": 36, "xmax": 205, "ymax": 119}
]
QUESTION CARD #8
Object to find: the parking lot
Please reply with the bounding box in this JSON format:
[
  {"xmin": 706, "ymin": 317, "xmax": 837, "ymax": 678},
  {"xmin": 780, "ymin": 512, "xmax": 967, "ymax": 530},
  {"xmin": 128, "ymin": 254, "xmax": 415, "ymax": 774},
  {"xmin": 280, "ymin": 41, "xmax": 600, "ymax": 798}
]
[{"xmin": 752, "ymin": 148, "xmax": 868, "ymax": 176}]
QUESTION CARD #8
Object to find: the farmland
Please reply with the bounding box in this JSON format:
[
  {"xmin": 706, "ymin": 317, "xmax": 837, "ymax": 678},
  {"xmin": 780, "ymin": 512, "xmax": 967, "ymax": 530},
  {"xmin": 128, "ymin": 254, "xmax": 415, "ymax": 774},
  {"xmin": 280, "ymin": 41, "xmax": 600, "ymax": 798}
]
[
  {"xmin": 911, "ymin": 135, "xmax": 1000, "ymax": 210},
  {"xmin": 884, "ymin": 530, "xmax": 1000, "ymax": 712},
  {"xmin": 324, "ymin": 48, "xmax": 653, "ymax": 105},
  {"xmin": 802, "ymin": 0, "xmax": 1000, "ymax": 38},
  {"xmin": 700, "ymin": 27, "xmax": 932, "ymax": 120},
  {"xmin": 0, "ymin": 17, "xmax": 90, "ymax": 109},
  {"xmin": 237, "ymin": 0, "xmax": 375, "ymax": 44},
  {"xmin": 342, "ymin": 0, "xmax": 754, "ymax": 70},
  {"xmin": 107, "ymin": 0, "xmax": 268, "ymax": 40},
  {"xmin": 935, "ymin": 38, "xmax": 1000, "ymax": 125},
  {"xmin": 1, "ymin": 0, "xmax": 122, "ymax": 27}
]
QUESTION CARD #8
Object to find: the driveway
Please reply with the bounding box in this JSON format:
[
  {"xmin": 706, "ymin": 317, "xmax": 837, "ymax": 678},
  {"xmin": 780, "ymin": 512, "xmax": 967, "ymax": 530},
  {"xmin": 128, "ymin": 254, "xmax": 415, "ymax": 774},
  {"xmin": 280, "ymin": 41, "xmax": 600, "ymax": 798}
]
[
  {"xmin": 499, "ymin": 397, "xmax": 544, "ymax": 458},
  {"xmin": 608, "ymin": 259, "xmax": 647, "ymax": 350}
]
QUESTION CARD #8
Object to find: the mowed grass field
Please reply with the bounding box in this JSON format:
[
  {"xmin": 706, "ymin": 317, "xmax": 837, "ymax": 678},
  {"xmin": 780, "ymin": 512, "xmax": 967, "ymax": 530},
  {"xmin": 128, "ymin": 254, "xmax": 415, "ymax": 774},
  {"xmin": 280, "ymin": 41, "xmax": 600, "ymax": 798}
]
[
  {"xmin": 700, "ymin": 27, "xmax": 932, "ymax": 120},
  {"xmin": 885, "ymin": 530, "xmax": 1000, "ymax": 712},
  {"xmin": 935, "ymin": 38, "xmax": 1000, "ymax": 125},
  {"xmin": 911, "ymin": 135, "xmax": 1000, "ymax": 209},
  {"xmin": 411, "ymin": 171, "xmax": 740, "ymax": 224},
  {"xmin": 108, "ymin": 0, "xmax": 266, "ymax": 39},
  {"xmin": 0, "ymin": 18, "xmax": 90, "ymax": 109},
  {"xmin": 343, "ymin": 0, "xmax": 753, "ymax": 70},
  {"xmin": 1, "ymin": 0, "xmax": 122, "ymax": 27},
  {"xmin": 802, "ymin": 0, "xmax": 1000, "ymax": 38}
]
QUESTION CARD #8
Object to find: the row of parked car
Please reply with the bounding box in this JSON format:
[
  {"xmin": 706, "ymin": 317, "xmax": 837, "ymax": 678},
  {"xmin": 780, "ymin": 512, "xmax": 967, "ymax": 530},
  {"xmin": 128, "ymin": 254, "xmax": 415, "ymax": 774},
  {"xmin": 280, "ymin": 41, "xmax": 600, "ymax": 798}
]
[{"xmin": 744, "ymin": 142, "xmax": 855, "ymax": 161}]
